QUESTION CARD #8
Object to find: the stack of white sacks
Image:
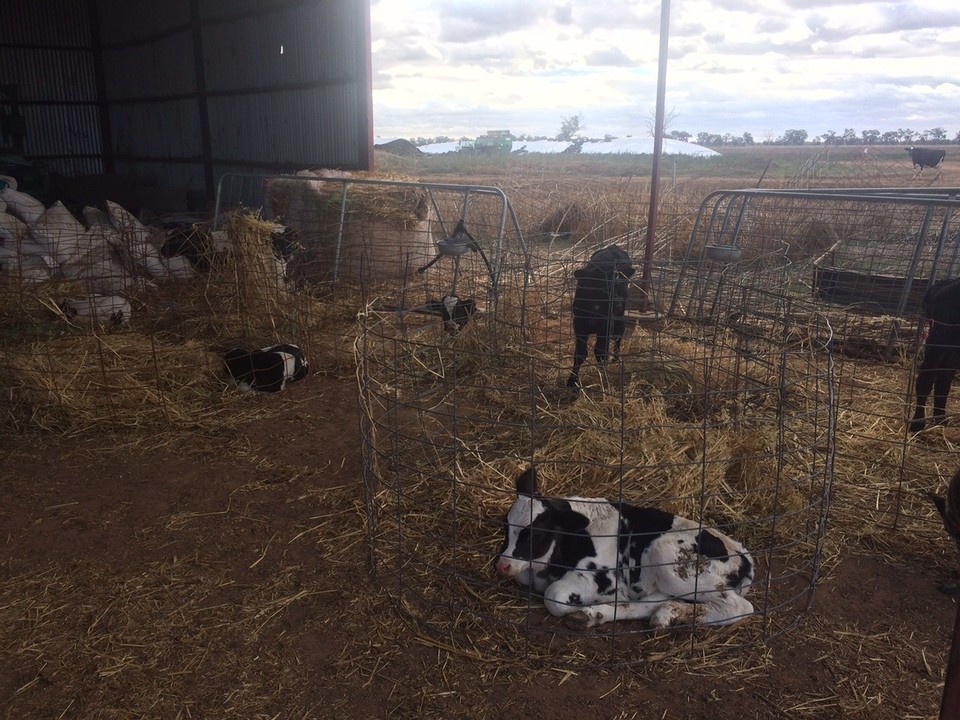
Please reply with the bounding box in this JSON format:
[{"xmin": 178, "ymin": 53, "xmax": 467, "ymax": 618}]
[{"xmin": 0, "ymin": 175, "xmax": 195, "ymax": 325}]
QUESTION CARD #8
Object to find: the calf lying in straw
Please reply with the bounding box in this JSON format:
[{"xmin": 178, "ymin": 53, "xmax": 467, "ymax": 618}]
[
  {"xmin": 223, "ymin": 343, "xmax": 308, "ymax": 393},
  {"xmin": 495, "ymin": 466, "xmax": 755, "ymax": 629},
  {"xmin": 61, "ymin": 294, "xmax": 131, "ymax": 327},
  {"xmin": 425, "ymin": 295, "xmax": 477, "ymax": 334}
]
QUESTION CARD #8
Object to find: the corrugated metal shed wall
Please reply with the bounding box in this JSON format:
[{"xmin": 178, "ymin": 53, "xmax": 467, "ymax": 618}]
[
  {"xmin": 0, "ymin": 1, "xmax": 104, "ymax": 177},
  {"xmin": 1, "ymin": 0, "xmax": 372, "ymax": 205}
]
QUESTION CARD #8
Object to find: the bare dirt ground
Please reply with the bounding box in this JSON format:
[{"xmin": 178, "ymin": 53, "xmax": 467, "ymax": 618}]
[{"xmin": 1, "ymin": 367, "xmax": 957, "ymax": 720}]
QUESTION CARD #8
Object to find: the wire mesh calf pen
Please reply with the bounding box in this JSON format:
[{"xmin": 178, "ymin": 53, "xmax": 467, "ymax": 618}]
[
  {"xmin": 358, "ymin": 237, "xmax": 836, "ymax": 664},
  {"xmin": 671, "ymin": 186, "xmax": 960, "ymax": 538},
  {"xmin": 0, "ymin": 173, "xmax": 527, "ymax": 432},
  {"xmin": 672, "ymin": 187, "xmax": 960, "ymax": 352},
  {"xmin": 214, "ymin": 172, "xmax": 527, "ymax": 302}
]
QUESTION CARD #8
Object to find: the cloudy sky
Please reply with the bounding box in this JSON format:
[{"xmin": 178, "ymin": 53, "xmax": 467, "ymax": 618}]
[{"xmin": 370, "ymin": 0, "xmax": 960, "ymax": 142}]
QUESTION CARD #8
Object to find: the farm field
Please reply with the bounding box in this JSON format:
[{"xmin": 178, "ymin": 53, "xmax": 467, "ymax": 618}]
[{"xmin": 3, "ymin": 143, "xmax": 960, "ymax": 719}]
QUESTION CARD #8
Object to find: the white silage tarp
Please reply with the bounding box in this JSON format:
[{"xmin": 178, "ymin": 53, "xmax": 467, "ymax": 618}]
[
  {"xmin": 411, "ymin": 136, "xmax": 720, "ymax": 156},
  {"xmin": 580, "ymin": 137, "xmax": 721, "ymax": 156}
]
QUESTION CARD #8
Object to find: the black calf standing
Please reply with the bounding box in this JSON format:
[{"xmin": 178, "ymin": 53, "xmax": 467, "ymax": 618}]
[
  {"xmin": 910, "ymin": 277, "xmax": 960, "ymax": 431},
  {"xmin": 567, "ymin": 245, "xmax": 635, "ymax": 388}
]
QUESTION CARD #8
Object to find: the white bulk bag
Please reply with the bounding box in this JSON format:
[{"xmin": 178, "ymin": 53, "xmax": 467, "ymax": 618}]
[{"xmin": 0, "ymin": 188, "xmax": 45, "ymax": 225}]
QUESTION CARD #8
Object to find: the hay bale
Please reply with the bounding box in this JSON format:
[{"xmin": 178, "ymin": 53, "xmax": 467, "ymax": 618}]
[{"xmin": 263, "ymin": 170, "xmax": 437, "ymax": 283}]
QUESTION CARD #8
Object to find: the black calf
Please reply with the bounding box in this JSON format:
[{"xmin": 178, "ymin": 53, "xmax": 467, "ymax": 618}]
[
  {"xmin": 567, "ymin": 245, "xmax": 635, "ymax": 388},
  {"xmin": 910, "ymin": 278, "xmax": 960, "ymax": 431}
]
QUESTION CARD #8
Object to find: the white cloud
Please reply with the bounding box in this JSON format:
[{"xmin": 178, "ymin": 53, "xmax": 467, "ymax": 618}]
[{"xmin": 371, "ymin": 0, "xmax": 960, "ymax": 140}]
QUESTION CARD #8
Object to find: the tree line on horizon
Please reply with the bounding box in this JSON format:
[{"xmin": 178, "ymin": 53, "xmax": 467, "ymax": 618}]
[{"xmin": 408, "ymin": 120, "xmax": 959, "ymax": 149}]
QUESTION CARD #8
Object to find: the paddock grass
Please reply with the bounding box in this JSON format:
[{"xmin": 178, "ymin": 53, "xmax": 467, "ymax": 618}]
[{"xmin": 375, "ymin": 143, "xmax": 954, "ymax": 186}]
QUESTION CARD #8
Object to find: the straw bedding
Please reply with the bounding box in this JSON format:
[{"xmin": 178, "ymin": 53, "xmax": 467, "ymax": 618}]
[
  {"xmin": 356, "ymin": 291, "xmax": 838, "ymax": 660},
  {"xmin": 0, "ymin": 212, "xmax": 353, "ymax": 432},
  {"xmin": 0, "ymin": 204, "xmax": 954, "ymax": 674}
]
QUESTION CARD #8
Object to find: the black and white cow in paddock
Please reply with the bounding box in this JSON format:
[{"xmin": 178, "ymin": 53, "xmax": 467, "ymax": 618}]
[
  {"xmin": 567, "ymin": 245, "xmax": 635, "ymax": 388},
  {"xmin": 910, "ymin": 277, "xmax": 960, "ymax": 432},
  {"xmin": 495, "ymin": 467, "xmax": 755, "ymax": 629},
  {"xmin": 907, "ymin": 146, "xmax": 946, "ymax": 175},
  {"xmin": 223, "ymin": 343, "xmax": 308, "ymax": 393}
]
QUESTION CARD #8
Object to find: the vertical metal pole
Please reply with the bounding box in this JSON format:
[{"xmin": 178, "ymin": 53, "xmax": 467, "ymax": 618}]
[
  {"xmin": 359, "ymin": 0, "xmax": 375, "ymax": 171},
  {"xmin": 188, "ymin": 0, "xmax": 216, "ymax": 206},
  {"xmin": 641, "ymin": 0, "xmax": 671, "ymax": 313},
  {"xmin": 87, "ymin": 0, "xmax": 114, "ymax": 175}
]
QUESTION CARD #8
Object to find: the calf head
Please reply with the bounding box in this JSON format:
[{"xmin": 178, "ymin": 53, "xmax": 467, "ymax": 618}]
[
  {"xmin": 587, "ymin": 244, "xmax": 635, "ymax": 280},
  {"xmin": 495, "ymin": 467, "xmax": 590, "ymax": 581},
  {"xmin": 496, "ymin": 467, "xmax": 548, "ymax": 578},
  {"xmin": 440, "ymin": 295, "xmax": 477, "ymax": 334},
  {"xmin": 267, "ymin": 343, "xmax": 309, "ymax": 382},
  {"xmin": 590, "ymin": 245, "xmax": 634, "ymax": 277}
]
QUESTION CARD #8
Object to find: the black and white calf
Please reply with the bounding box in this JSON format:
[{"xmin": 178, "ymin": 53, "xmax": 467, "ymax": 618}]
[
  {"xmin": 223, "ymin": 343, "xmax": 308, "ymax": 393},
  {"xmin": 495, "ymin": 467, "xmax": 755, "ymax": 629},
  {"xmin": 568, "ymin": 245, "xmax": 635, "ymax": 388},
  {"xmin": 426, "ymin": 295, "xmax": 477, "ymax": 334},
  {"xmin": 61, "ymin": 294, "xmax": 131, "ymax": 326},
  {"xmin": 910, "ymin": 277, "xmax": 960, "ymax": 432}
]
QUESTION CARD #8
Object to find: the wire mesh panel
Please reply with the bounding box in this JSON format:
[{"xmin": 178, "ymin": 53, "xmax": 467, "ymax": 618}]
[
  {"xmin": 358, "ymin": 240, "xmax": 835, "ymax": 664},
  {"xmin": 215, "ymin": 173, "xmax": 527, "ymax": 307},
  {"xmin": 673, "ymin": 187, "xmax": 960, "ymax": 324},
  {"xmin": 670, "ymin": 187, "xmax": 960, "ymax": 542}
]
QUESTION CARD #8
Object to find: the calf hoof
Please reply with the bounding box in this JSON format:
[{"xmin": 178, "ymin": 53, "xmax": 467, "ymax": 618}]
[
  {"xmin": 564, "ymin": 610, "xmax": 599, "ymax": 629},
  {"xmin": 649, "ymin": 602, "xmax": 695, "ymax": 629},
  {"xmin": 909, "ymin": 419, "xmax": 925, "ymax": 433},
  {"xmin": 566, "ymin": 375, "xmax": 582, "ymax": 389}
]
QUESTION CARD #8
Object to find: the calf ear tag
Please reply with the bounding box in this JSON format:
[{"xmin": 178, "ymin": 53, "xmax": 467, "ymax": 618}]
[{"xmin": 516, "ymin": 466, "xmax": 538, "ymax": 496}]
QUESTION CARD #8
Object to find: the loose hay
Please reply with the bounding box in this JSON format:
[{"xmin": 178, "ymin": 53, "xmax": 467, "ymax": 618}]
[
  {"xmin": 1, "ymin": 334, "xmax": 221, "ymax": 431},
  {"xmin": 0, "ymin": 209, "xmax": 361, "ymax": 433}
]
